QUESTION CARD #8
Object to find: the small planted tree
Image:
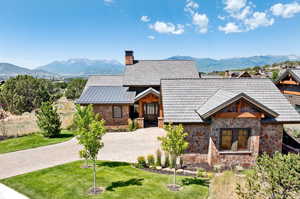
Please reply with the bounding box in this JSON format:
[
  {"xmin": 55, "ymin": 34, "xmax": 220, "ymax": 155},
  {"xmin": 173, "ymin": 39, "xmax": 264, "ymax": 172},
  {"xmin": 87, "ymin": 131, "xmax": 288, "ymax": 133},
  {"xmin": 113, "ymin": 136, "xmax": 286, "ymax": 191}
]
[
  {"xmin": 236, "ymin": 152, "xmax": 300, "ymax": 199},
  {"xmin": 77, "ymin": 120, "xmax": 106, "ymax": 194},
  {"xmin": 158, "ymin": 123, "xmax": 189, "ymax": 189},
  {"xmin": 36, "ymin": 102, "xmax": 61, "ymax": 138},
  {"xmin": 79, "ymin": 149, "xmax": 90, "ymax": 168},
  {"xmin": 73, "ymin": 104, "xmax": 97, "ymax": 132}
]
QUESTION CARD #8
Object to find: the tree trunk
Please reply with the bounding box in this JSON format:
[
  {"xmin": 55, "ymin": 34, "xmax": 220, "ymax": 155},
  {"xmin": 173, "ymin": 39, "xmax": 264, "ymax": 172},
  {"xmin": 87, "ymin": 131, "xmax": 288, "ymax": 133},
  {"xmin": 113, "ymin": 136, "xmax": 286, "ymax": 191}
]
[
  {"xmin": 173, "ymin": 155, "xmax": 177, "ymax": 185},
  {"xmin": 174, "ymin": 168, "xmax": 176, "ymax": 185},
  {"xmin": 93, "ymin": 159, "xmax": 96, "ymax": 193}
]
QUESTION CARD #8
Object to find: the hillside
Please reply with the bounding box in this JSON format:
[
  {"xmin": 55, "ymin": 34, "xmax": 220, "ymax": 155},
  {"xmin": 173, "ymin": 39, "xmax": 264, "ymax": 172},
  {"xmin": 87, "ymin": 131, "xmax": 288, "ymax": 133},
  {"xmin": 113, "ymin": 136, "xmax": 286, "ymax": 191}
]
[
  {"xmin": 0, "ymin": 63, "xmax": 58, "ymax": 80},
  {"xmin": 37, "ymin": 58, "xmax": 124, "ymax": 76},
  {"xmin": 167, "ymin": 55, "xmax": 300, "ymax": 72}
]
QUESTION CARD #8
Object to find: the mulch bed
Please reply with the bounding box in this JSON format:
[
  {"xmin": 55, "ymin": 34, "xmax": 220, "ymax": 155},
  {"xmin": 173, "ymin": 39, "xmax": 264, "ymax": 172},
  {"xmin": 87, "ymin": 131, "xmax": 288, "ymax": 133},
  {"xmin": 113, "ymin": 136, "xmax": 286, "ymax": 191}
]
[
  {"xmin": 88, "ymin": 187, "xmax": 105, "ymax": 195},
  {"xmin": 141, "ymin": 167, "xmax": 196, "ymax": 177}
]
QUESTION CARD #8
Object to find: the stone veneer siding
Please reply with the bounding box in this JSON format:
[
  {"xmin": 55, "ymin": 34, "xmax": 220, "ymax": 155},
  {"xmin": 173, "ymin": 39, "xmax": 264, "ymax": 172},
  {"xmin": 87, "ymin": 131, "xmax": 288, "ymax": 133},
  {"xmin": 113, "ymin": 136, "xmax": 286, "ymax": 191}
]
[
  {"xmin": 259, "ymin": 123, "xmax": 283, "ymax": 154},
  {"xmin": 93, "ymin": 104, "xmax": 130, "ymax": 126}
]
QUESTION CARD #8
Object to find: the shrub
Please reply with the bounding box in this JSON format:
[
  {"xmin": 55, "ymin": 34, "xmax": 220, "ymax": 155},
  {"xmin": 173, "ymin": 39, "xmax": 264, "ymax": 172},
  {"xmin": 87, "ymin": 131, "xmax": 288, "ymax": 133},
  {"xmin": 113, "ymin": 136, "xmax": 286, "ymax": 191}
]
[
  {"xmin": 213, "ymin": 164, "xmax": 223, "ymax": 173},
  {"xmin": 164, "ymin": 153, "xmax": 170, "ymax": 168},
  {"xmin": 128, "ymin": 119, "xmax": 138, "ymax": 132},
  {"xmin": 36, "ymin": 102, "xmax": 61, "ymax": 138},
  {"xmin": 65, "ymin": 78, "xmax": 87, "ymax": 100},
  {"xmin": 197, "ymin": 168, "xmax": 206, "ymax": 178},
  {"xmin": 137, "ymin": 156, "xmax": 147, "ymax": 168},
  {"xmin": 235, "ymin": 165, "xmax": 244, "ymax": 173},
  {"xmin": 147, "ymin": 154, "xmax": 155, "ymax": 167},
  {"xmin": 155, "ymin": 149, "xmax": 162, "ymax": 166}
]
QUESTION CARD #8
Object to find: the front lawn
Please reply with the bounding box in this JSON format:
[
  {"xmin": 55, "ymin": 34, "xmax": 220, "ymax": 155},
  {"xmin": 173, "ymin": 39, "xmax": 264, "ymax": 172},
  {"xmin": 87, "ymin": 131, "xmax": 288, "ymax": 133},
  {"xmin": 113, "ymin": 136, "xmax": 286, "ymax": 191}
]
[
  {"xmin": 1, "ymin": 161, "xmax": 209, "ymax": 199},
  {"xmin": 0, "ymin": 130, "xmax": 74, "ymax": 154}
]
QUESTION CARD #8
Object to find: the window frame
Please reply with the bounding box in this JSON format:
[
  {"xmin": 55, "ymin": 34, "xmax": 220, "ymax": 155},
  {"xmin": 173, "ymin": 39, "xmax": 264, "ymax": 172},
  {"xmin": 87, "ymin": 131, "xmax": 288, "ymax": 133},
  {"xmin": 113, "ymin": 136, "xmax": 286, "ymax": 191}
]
[
  {"xmin": 112, "ymin": 105, "xmax": 122, "ymax": 119},
  {"xmin": 219, "ymin": 128, "xmax": 251, "ymax": 151}
]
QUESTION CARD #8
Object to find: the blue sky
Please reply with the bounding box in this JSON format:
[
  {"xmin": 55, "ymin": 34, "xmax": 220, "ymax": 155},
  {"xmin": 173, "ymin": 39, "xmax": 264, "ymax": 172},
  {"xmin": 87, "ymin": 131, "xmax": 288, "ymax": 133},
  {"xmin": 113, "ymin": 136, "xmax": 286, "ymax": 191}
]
[{"xmin": 0, "ymin": 0, "xmax": 300, "ymax": 69}]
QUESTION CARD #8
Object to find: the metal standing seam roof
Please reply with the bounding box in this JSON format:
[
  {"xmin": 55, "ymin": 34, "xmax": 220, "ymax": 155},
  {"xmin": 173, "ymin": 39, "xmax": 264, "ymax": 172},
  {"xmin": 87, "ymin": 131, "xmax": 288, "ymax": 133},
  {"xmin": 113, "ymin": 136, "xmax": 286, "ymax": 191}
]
[
  {"xmin": 161, "ymin": 78, "xmax": 300, "ymax": 123},
  {"xmin": 76, "ymin": 86, "xmax": 136, "ymax": 104},
  {"xmin": 123, "ymin": 60, "xmax": 199, "ymax": 86},
  {"xmin": 85, "ymin": 75, "xmax": 124, "ymax": 87}
]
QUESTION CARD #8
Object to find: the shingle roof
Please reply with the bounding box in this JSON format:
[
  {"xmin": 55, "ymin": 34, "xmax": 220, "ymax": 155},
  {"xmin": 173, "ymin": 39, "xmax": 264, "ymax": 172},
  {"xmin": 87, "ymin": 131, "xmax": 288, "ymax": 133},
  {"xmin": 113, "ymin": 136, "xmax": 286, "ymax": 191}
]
[
  {"xmin": 76, "ymin": 86, "xmax": 136, "ymax": 104},
  {"xmin": 123, "ymin": 60, "xmax": 199, "ymax": 86},
  {"xmin": 85, "ymin": 75, "xmax": 124, "ymax": 87},
  {"xmin": 134, "ymin": 87, "xmax": 160, "ymax": 102},
  {"xmin": 161, "ymin": 78, "xmax": 300, "ymax": 123},
  {"xmin": 196, "ymin": 90, "xmax": 278, "ymax": 119}
]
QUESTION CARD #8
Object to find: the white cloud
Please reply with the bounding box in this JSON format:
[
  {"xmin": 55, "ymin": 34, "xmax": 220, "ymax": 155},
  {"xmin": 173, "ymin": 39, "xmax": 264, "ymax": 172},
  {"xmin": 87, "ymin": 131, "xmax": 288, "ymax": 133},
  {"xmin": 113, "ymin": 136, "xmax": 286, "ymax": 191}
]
[
  {"xmin": 225, "ymin": 0, "xmax": 247, "ymax": 12},
  {"xmin": 270, "ymin": 2, "xmax": 300, "ymax": 18},
  {"xmin": 141, "ymin": 16, "xmax": 150, "ymax": 22},
  {"xmin": 244, "ymin": 12, "xmax": 274, "ymax": 30},
  {"xmin": 232, "ymin": 6, "xmax": 251, "ymax": 20},
  {"xmin": 184, "ymin": 0, "xmax": 199, "ymax": 14},
  {"xmin": 104, "ymin": 0, "xmax": 113, "ymax": 4},
  {"xmin": 149, "ymin": 21, "xmax": 184, "ymax": 35},
  {"xmin": 192, "ymin": 13, "xmax": 209, "ymax": 33},
  {"xmin": 218, "ymin": 15, "xmax": 226, "ymax": 20},
  {"xmin": 147, "ymin": 35, "xmax": 155, "ymax": 40},
  {"xmin": 219, "ymin": 22, "xmax": 243, "ymax": 34}
]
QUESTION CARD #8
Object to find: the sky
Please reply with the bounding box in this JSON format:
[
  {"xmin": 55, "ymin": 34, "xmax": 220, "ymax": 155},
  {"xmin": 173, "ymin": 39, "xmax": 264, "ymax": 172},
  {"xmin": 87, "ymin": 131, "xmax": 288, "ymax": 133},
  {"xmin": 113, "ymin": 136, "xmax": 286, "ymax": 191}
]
[{"xmin": 0, "ymin": 0, "xmax": 300, "ymax": 69}]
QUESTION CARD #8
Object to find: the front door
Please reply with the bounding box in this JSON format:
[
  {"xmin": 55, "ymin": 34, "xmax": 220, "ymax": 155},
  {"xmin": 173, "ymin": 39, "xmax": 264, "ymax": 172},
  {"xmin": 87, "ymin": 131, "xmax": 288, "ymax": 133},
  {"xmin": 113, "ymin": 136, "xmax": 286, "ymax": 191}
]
[{"xmin": 144, "ymin": 103, "xmax": 159, "ymax": 126}]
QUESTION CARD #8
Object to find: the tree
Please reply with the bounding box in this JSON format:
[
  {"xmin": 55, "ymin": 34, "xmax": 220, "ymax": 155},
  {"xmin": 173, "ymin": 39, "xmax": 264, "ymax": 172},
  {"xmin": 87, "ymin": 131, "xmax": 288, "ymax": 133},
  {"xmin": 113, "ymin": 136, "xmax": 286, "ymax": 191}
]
[
  {"xmin": 158, "ymin": 123, "xmax": 189, "ymax": 186},
  {"xmin": 36, "ymin": 102, "xmax": 61, "ymax": 137},
  {"xmin": 0, "ymin": 75, "xmax": 60, "ymax": 115},
  {"xmin": 272, "ymin": 71, "xmax": 279, "ymax": 81},
  {"xmin": 77, "ymin": 120, "xmax": 106, "ymax": 194},
  {"xmin": 236, "ymin": 152, "xmax": 300, "ymax": 199},
  {"xmin": 73, "ymin": 104, "xmax": 97, "ymax": 132},
  {"xmin": 65, "ymin": 78, "xmax": 87, "ymax": 100}
]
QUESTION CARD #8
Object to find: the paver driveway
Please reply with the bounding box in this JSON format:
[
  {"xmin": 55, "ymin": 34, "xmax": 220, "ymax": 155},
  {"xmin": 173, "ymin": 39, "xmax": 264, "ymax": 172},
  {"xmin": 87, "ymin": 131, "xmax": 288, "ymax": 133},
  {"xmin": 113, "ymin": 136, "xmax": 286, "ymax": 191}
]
[{"xmin": 0, "ymin": 128, "xmax": 165, "ymax": 179}]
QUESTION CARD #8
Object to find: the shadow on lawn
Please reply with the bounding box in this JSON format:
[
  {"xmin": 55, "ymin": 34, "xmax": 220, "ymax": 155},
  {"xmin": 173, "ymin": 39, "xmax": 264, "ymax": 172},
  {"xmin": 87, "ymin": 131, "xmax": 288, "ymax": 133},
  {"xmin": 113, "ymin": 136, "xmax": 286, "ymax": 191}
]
[
  {"xmin": 97, "ymin": 162, "xmax": 130, "ymax": 168},
  {"xmin": 181, "ymin": 178, "xmax": 209, "ymax": 187},
  {"xmin": 106, "ymin": 178, "xmax": 144, "ymax": 191},
  {"xmin": 55, "ymin": 133, "xmax": 74, "ymax": 138}
]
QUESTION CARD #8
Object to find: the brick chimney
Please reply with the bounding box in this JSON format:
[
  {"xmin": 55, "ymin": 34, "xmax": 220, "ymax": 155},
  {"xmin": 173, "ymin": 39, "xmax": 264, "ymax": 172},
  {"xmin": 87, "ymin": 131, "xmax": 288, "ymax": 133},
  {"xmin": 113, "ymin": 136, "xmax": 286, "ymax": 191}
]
[{"xmin": 125, "ymin": 50, "xmax": 134, "ymax": 65}]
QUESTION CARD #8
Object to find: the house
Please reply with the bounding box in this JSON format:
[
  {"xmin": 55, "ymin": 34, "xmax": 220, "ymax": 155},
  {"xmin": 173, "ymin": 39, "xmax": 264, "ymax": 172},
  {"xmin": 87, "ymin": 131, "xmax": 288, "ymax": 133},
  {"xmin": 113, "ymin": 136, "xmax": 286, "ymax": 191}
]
[
  {"xmin": 76, "ymin": 51, "xmax": 199, "ymax": 128},
  {"xmin": 275, "ymin": 68, "xmax": 300, "ymax": 107},
  {"xmin": 77, "ymin": 51, "xmax": 300, "ymax": 167},
  {"xmin": 224, "ymin": 70, "xmax": 252, "ymax": 78}
]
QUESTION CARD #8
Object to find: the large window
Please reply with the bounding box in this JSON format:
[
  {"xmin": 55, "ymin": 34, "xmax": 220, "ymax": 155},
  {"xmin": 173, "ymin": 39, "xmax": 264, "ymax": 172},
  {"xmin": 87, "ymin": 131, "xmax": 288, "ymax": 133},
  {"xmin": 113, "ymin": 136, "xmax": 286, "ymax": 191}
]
[
  {"xmin": 112, "ymin": 105, "xmax": 122, "ymax": 118},
  {"xmin": 220, "ymin": 128, "xmax": 251, "ymax": 151}
]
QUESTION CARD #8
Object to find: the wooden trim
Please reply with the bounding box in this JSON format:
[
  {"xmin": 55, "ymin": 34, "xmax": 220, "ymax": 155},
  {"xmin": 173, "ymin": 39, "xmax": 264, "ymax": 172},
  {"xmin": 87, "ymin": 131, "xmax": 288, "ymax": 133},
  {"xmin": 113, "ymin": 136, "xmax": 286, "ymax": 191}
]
[
  {"xmin": 280, "ymin": 80, "xmax": 299, "ymax": 85},
  {"xmin": 215, "ymin": 112, "xmax": 262, "ymax": 118},
  {"xmin": 282, "ymin": 90, "xmax": 300, "ymax": 96}
]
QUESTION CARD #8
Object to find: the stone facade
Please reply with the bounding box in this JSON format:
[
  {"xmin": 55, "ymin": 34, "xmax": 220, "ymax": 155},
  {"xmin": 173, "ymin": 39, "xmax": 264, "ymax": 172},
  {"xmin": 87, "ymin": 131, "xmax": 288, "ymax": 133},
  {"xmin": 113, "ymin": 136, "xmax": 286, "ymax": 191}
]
[
  {"xmin": 181, "ymin": 118, "xmax": 284, "ymax": 168},
  {"xmin": 93, "ymin": 104, "xmax": 130, "ymax": 126},
  {"xmin": 259, "ymin": 123, "xmax": 283, "ymax": 154}
]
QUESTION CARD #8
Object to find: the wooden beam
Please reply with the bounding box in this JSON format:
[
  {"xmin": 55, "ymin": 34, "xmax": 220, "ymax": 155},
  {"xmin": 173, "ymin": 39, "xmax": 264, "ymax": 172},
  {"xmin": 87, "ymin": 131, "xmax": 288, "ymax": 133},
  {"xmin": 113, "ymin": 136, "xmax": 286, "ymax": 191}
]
[
  {"xmin": 215, "ymin": 112, "xmax": 262, "ymax": 119},
  {"xmin": 280, "ymin": 80, "xmax": 298, "ymax": 85},
  {"xmin": 282, "ymin": 90, "xmax": 300, "ymax": 96}
]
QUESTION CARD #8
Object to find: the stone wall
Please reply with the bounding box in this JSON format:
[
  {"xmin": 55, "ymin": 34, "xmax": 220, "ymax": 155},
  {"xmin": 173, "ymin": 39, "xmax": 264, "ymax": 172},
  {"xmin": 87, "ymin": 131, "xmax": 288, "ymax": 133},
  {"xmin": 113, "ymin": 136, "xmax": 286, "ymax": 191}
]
[
  {"xmin": 184, "ymin": 124, "xmax": 210, "ymax": 154},
  {"xmin": 259, "ymin": 123, "xmax": 283, "ymax": 154},
  {"xmin": 93, "ymin": 104, "xmax": 130, "ymax": 126},
  {"xmin": 208, "ymin": 117, "xmax": 261, "ymax": 167}
]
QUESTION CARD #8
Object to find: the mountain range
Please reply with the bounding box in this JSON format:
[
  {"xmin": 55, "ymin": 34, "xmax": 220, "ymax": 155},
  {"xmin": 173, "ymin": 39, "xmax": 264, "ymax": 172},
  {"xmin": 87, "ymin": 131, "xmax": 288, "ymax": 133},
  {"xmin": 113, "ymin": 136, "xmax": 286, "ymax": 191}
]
[{"xmin": 1, "ymin": 55, "xmax": 300, "ymax": 79}]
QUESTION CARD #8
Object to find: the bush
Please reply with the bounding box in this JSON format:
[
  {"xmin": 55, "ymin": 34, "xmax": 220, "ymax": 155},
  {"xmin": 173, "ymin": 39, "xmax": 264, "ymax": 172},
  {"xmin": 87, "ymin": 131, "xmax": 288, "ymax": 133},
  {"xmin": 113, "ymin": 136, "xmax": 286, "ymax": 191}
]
[
  {"xmin": 137, "ymin": 156, "xmax": 147, "ymax": 168},
  {"xmin": 65, "ymin": 78, "xmax": 87, "ymax": 100},
  {"xmin": 128, "ymin": 119, "xmax": 138, "ymax": 132},
  {"xmin": 164, "ymin": 153, "xmax": 170, "ymax": 168},
  {"xmin": 197, "ymin": 168, "xmax": 206, "ymax": 178},
  {"xmin": 36, "ymin": 102, "xmax": 61, "ymax": 138},
  {"xmin": 147, "ymin": 154, "xmax": 155, "ymax": 167},
  {"xmin": 213, "ymin": 164, "xmax": 223, "ymax": 173},
  {"xmin": 155, "ymin": 149, "xmax": 162, "ymax": 166}
]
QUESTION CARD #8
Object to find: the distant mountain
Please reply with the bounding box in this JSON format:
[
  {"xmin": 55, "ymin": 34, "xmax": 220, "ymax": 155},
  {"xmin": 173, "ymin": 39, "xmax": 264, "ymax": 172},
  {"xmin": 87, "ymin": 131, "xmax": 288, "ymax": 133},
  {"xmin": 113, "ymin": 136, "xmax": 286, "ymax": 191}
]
[
  {"xmin": 167, "ymin": 55, "xmax": 300, "ymax": 72},
  {"xmin": 0, "ymin": 63, "xmax": 58, "ymax": 80},
  {"xmin": 37, "ymin": 58, "xmax": 124, "ymax": 76}
]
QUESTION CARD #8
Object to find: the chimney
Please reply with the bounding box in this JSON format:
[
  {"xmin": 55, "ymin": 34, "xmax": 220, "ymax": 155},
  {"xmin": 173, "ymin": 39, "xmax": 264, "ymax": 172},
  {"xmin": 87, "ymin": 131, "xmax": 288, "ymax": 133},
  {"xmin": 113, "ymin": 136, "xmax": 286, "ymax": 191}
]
[
  {"xmin": 224, "ymin": 70, "xmax": 230, "ymax": 78},
  {"xmin": 125, "ymin": 50, "xmax": 134, "ymax": 65}
]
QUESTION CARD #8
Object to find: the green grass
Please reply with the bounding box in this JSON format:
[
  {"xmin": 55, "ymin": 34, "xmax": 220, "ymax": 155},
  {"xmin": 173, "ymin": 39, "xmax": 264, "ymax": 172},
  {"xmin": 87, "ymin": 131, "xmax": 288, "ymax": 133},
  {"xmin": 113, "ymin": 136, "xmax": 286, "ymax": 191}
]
[
  {"xmin": 0, "ymin": 130, "xmax": 74, "ymax": 154},
  {"xmin": 1, "ymin": 161, "xmax": 209, "ymax": 199}
]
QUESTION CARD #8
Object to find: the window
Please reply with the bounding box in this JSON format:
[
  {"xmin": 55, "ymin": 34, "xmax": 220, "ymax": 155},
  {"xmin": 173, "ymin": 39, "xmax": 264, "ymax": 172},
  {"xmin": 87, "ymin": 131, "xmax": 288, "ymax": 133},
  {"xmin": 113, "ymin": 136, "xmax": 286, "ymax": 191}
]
[
  {"xmin": 220, "ymin": 128, "xmax": 250, "ymax": 151},
  {"xmin": 112, "ymin": 105, "xmax": 122, "ymax": 118}
]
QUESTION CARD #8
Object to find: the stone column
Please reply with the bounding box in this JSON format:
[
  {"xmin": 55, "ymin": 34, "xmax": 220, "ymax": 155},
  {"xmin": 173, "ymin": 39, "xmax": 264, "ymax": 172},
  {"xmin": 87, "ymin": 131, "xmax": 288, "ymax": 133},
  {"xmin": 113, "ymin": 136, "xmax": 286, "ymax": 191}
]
[
  {"xmin": 136, "ymin": 118, "xmax": 144, "ymax": 128},
  {"xmin": 158, "ymin": 117, "xmax": 164, "ymax": 128}
]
